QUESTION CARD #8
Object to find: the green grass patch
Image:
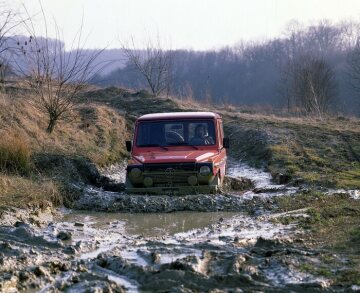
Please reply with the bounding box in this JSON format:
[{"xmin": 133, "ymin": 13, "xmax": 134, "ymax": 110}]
[
  {"xmin": 274, "ymin": 191, "xmax": 360, "ymax": 286},
  {"xmin": 299, "ymin": 263, "xmax": 333, "ymax": 277},
  {"xmin": 350, "ymin": 227, "xmax": 360, "ymax": 243},
  {"xmin": 336, "ymin": 165, "xmax": 360, "ymax": 188},
  {"xmin": 224, "ymin": 112, "xmax": 360, "ymax": 188}
]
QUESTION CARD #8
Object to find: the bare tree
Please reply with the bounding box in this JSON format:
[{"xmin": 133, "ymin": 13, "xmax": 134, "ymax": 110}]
[
  {"xmin": 291, "ymin": 56, "xmax": 337, "ymax": 117},
  {"xmin": 0, "ymin": 2, "xmax": 21, "ymax": 84},
  {"xmin": 121, "ymin": 36, "xmax": 172, "ymax": 97},
  {"xmin": 14, "ymin": 9, "xmax": 103, "ymax": 133},
  {"xmin": 348, "ymin": 39, "xmax": 360, "ymax": 109}
]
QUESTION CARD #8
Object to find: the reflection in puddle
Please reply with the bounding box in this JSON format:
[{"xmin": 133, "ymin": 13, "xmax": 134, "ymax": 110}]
[{"xmin": 61, "ymin": 210, "xmax": 239, "ymax": 237}]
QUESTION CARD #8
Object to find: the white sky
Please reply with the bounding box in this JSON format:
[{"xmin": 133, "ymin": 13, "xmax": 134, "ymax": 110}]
[{"xmin": 11, "ymin": 0, "xmax": 360, "ymax": 50}]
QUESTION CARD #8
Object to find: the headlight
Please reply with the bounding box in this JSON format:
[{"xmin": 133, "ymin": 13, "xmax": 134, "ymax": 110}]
[
  {"xmin": 199, "ymin": 165, "xmax": 211, "ymax": 176},
  {"xmin": 130, "ymin": 167, "xmax": 142, "ymax": 178}
]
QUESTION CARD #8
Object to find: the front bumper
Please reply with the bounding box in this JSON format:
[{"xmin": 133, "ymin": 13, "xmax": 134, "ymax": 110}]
[
  {"xmin": 125, "ymin": 184, "xmax": 218, "ymax": 195},
  {"xmin": 125, "ymin": 163, "xmax": 219, "ymax": 195}
]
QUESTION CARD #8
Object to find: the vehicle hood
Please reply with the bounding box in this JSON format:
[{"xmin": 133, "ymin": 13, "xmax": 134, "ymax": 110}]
[{"xmin": 133, "ymin": 150, "xmax": 217, "ymax": 164}]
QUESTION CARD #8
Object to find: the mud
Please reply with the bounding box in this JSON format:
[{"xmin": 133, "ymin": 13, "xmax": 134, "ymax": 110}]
[
  {"xmin": 0, "ymin": 208, "xmax": 334, "ymax": 292},
  {"xmin": 73, "ymin": 190, "xmax": 269, "ymax": 213},
  {"xmin": 0, "ymin": 162, "xmax": 358, "ymax": 292},
  {"xmin": 73, "ymin": 161, "xmax": 296, "ymax": 213}
]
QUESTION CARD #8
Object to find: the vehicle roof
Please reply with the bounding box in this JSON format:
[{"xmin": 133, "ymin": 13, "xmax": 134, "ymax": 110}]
[{"xmin": 137, "ymin": 112, "xmax": 221, "ymax": 121}]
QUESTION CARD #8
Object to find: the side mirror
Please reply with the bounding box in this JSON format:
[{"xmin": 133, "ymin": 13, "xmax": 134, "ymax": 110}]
[
  {"xmin": 126, "ymin": 141, "xmax": 132, "ymax": 152},
  {"xmin": 223, "ymin": 137, "xmax": 230, "ymax": 149}
]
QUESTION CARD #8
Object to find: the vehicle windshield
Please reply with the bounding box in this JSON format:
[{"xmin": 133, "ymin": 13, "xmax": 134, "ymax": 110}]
[{"xmin": 136, "ymin": 120, "xmax": 216, "ymax": 147}]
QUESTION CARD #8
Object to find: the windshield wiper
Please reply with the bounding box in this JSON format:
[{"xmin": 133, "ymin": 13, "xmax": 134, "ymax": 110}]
[
  {"xmin": 167, "ymin": 142, "xmax": 198, "ymax": 149},
  {"xmin": 140, "ymin": 144, "xmax": 168, "ymax": 150}
]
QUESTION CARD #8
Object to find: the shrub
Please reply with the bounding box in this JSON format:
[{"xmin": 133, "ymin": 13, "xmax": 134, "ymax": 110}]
[{"xmin": 0, "ymin": 134, "xmax": 31, "ymax": 175}]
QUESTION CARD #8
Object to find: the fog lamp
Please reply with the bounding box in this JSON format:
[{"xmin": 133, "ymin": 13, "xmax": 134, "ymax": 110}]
[
  {"xmin": 130, "ymin": 167, "xmax": 142, "ymax": 178},
  {"xmin": 143, "ymin": 177, "xmax": 153, "ymax": 187},
  {"xmin": 199, "ymin": 165, "xmax": 211, "ymax": 176},
  {"xmin": 188, "ymin": 175, "xmax": 198, "ymax": 186}
]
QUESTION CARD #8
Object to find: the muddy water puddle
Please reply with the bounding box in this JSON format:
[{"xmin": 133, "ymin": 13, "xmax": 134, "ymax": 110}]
[
  {"xmin": 46, "ymin": 210, "xmax": 305, "ymax": 292},
  {"xmin": 59, "ymin": 210, "xmax": 239, "ymax": 237}
]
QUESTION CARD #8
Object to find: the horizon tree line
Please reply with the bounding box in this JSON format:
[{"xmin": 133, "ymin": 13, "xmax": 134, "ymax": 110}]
[{"xmin": 1, "ymin": 2, "xmax": 360, "ymax": 136}]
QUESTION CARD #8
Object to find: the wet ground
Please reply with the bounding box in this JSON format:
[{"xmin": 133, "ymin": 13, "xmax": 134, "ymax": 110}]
[{"xmin": 0, "ymin": 162, "xmax": 359, "ymax": 292}]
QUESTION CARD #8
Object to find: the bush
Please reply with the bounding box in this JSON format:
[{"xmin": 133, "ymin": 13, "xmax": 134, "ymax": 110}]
[{"xmin": 0, "ymin": 134, "xmax": 31, "ymax": 175}]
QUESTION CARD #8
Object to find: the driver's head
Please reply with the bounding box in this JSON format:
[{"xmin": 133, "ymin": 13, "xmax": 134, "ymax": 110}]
[{"xmin": 195, "ymin": 125, "xmax": 207, "ymax": 138}]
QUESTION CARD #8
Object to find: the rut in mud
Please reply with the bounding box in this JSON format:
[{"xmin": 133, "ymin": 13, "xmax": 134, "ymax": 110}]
[{"xmin": 0, "ymin": 162, "xmax": 355, "ymax": 292}]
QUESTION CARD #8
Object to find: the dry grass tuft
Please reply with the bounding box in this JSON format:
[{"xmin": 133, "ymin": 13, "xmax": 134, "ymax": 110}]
[
  {"xmin": 0, "ymin": 175, "xmax": 62, "ymax": 209},
  {"xmin": 0, "ymin": 132, "xmax": 32, "ymax": 175}
]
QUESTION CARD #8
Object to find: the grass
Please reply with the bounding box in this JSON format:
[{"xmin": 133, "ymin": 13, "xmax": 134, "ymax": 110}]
[
  {"xmin": 0, "ymin": 133, "xmax": 31, "ymax": 175},
  {"xmin": 298, "ymin": 263, "xmax": 333, "ymax": 277},
  {"xmin": 273, "ymin": 191, "xmax": 360, "ymax": 286},
  {"xmin": 0, "ymin": 89, "xmax": 129, "ymax": 166},
  {"xmin": 222, "ymin": 110, "xmax": 360, "ymax": 188},
  {"xmin": 0, "ymin": 175, "xmax": 61, "ymax": 209},
  {"xmin": 0, "ymin": 84, "xmax": 130, "ymax": 210},
  {"xmin": 274, "ymin": 191, "xmax": 360, "ymax": 251}
]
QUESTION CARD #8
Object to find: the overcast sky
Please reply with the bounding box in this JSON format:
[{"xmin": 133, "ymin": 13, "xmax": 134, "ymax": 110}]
[{"xmin": 11, "ymin": 0, "xmax": 360, "ymax": 50}]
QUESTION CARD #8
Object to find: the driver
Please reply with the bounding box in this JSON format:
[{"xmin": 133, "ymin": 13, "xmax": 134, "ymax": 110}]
[{"xmin": 190, "ymin": 124, "xmax": 214, "ymax": 145}]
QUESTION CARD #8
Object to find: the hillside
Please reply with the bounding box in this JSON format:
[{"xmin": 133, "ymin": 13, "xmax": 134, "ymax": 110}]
[
  {"xmin": 0, "ymin": 83, "xmax": 360, "ymax": 212},
  {"xmin": 0, "ymin": 84, "xmax": 129, "ymax": 210},
  {"xmin": 84, "ymin": 86, "xmax": 360, "ymax": 189},
  {"xmin": 224, "ymin": 113, "xmax": 360, "ymax": 188}
]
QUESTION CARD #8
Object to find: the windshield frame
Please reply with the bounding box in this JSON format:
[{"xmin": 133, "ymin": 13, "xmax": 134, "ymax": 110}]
[{"xmin": 135, "ymin": 119, "xmax": 217, "ymax": 148}]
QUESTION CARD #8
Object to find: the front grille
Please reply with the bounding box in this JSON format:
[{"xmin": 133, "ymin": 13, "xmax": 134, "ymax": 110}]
[
  {"xmin": 143, "ymin": 171, "xmax": 196, "ymax": 187},
  {"xmin": 144, "ymin": 163, "xmax": 196, "ymax": 172}
]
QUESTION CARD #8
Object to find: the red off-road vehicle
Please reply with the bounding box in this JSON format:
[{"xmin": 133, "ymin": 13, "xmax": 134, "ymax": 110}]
[{"xmin": 125, "ymin": 112, "xmax": 229, "ymax": 194}]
